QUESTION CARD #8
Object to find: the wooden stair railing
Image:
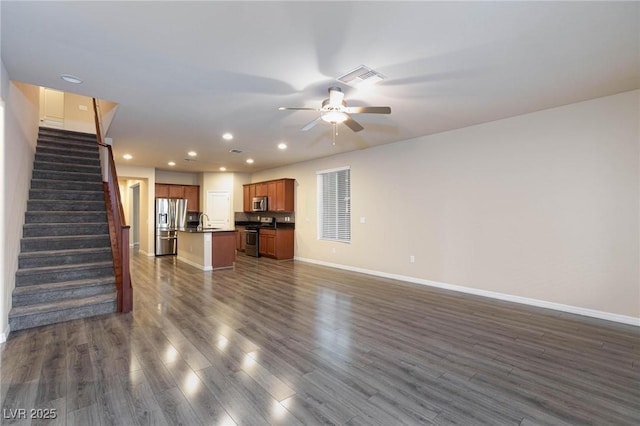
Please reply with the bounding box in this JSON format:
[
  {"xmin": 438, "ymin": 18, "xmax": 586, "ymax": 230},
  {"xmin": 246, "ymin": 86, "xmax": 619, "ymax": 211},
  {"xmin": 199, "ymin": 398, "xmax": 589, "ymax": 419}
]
[{"xmin": 92, "ymin": 98, "xmax": 132, "ymax": 313}]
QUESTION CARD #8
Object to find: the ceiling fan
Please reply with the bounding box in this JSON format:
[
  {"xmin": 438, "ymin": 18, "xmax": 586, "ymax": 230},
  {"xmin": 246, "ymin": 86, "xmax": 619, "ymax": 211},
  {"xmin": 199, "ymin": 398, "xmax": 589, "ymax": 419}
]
[{"xmin": 279, "ymin": 86, "xmax": 391, "ymax": 133}]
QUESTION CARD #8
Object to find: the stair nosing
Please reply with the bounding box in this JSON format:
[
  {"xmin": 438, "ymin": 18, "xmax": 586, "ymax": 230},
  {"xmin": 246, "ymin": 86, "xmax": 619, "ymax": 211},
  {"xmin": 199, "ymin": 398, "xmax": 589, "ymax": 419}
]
[
  {"xmin": 16, "ymin": 261, "xmax": 114, "ymax": 275},
  {"xmin": 13, "ymin": 277, "xmax": 116, "ymax": 294},
  {"xmin": 19, "ymin": 247, "xmax": 112, "ymax": 258},
  {"xmin": 9, "ymin": 293, "xmax": 117, "ymax": 318},
  {"xmin": 22, "ymin": 234, "xmax": 110, "ymax": 241}
]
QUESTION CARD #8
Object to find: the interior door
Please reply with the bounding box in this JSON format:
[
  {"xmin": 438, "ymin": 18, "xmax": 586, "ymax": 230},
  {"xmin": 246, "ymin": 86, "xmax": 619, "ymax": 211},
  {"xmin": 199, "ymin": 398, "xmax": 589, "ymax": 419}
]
[{"xmin": 206, "ymin": 191, "xmax": 231, "ymax": 229}]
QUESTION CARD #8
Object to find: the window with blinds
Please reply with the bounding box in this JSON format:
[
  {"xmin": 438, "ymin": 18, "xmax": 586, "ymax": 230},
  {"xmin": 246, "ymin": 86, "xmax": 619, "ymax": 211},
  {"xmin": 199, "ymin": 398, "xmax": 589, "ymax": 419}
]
[{"xmin": 317, "ymin": 166, "xmax": 351, "ymax": 242}]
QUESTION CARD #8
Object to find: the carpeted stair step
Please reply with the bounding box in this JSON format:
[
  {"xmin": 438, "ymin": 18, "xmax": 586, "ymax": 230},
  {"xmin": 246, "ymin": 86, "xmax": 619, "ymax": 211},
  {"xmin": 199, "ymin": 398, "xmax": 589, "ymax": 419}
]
[
  {"xmin": 19, "ymin": 247, "xmax": 113, "ymax": 269},
  {"xmin": 25, "ymin": 211, "xmax": 107, "ymax": 224},
  {"xmin": 23, "ymin": 222, "xmax": 109, "ymax": 237},
  {"xmin": 30, "ymin": 179, "xmax": 103, "ymax": 192},
  {"xmin": 38, "ymin": 127, "xmax": 97, "ymax": 140},
  {"xmin": 34, "ymin": 160, "xmax": 101, "ymax": 174},
  {"xmin": 28, "ymin": 200, "xmax": 106, "ymax": 212},
  {"xmin": 29, "ymin": 189, "xmax": 105, "ymax": 202},
  {"xmin": 32, "ymin": 169, "xmax": 102, "ymax": 182},
  {"xmin": 12, "ymin": 277, "xmax": 116, "ymax": 307},
  {"xmin": 36, "ymin": 144, "xmax": 100, "ymax": 159},
  {"xmin": 21, "ymin": 234, "xmax": 111, "ymax": 252},
  {"xmin": 8, "ymin": 292, "xmax": 117, "ymax": 331},
  {"xmin": 36, "ymin": 137, "xmax": 99, "ymax": 152},
  {"xmin": 16, "ymin": 261, "xmax": 115, "ymax": 286},
  {"xmin": 35, "ymin": 152, "xmax": 100, "ymax": 167}
]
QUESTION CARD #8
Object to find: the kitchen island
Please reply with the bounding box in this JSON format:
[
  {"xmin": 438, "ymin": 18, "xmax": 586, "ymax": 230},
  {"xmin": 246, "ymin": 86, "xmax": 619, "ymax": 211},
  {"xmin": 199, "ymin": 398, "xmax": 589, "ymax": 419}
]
[{"xmin": 176, "ymin": 228, "xmax": 237, "ymax": 271}]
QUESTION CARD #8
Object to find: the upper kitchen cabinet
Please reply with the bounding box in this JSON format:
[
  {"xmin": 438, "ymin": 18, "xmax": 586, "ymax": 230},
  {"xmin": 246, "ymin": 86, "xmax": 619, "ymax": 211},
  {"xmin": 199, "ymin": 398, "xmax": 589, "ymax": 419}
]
[
  {"xmin": 183, "ymin": 185, "xmax": 200, "ymax": 212},
  {"xmin": 274, "ymin": 179, "xmax": 294, "ymax": 212},
  {"xmin": 243, "ymin": 178, "xmax": 294, "ymax": 212},
  {"xmin": 155, "ymin": 184, "xmax": 170, "ymax": 198},
  {"xmin": 168, "ymin": 185, "xmax": 185, "ymax": 199},
  {"xmin": 155, "ymin": 183, "xmax": 200, "ymax": 212}
]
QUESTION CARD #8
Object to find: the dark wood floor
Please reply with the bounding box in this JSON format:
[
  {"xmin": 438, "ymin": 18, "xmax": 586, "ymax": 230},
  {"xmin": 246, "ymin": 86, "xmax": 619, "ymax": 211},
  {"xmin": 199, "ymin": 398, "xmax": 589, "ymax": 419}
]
[{"xmin": 2, "ymin": 252, "xmax": 639, "ymax": 425}]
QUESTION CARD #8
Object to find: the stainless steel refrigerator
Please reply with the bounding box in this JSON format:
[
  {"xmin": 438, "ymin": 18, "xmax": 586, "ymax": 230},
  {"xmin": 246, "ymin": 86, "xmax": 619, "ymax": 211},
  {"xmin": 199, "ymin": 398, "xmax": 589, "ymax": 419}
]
[{"xmin": 155, "ymin": 198, "xmax": 188, "ymax": 256}]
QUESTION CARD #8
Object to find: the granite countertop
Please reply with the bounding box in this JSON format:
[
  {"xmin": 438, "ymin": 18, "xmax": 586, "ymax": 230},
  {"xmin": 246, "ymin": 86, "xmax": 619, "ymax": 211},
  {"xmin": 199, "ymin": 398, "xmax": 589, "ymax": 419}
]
[
  {"xmin": 235, "ymin": 222, "xmax": 295, "ymax": 229},
  {"xmin": 178, "ymin": 228, "xmax": 236, "ymax": 233}
]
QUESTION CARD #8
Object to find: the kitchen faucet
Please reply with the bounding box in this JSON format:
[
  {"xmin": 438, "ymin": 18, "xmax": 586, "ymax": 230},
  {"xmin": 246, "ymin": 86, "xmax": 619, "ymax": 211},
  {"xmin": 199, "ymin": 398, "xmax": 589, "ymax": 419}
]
[{"xmin": 197, "ymin": 213, "xmax": 210, "ymax": 231}]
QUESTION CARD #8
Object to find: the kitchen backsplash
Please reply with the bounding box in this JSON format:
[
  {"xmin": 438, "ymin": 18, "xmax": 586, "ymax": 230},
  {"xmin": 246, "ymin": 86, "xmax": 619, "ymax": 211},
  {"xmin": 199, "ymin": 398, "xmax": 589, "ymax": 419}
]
[{"xmin": 235, "ymin": 211, "xmax": 295, "ymax": 224}]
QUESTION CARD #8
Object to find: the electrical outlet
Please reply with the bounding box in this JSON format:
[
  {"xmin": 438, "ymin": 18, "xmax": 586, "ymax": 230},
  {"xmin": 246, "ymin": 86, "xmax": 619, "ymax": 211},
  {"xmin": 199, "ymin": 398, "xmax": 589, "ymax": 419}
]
[
  {"xmin": 360, "ymin": 217, "xmax": 366, "ymax": 224},
  {"xmin": 410, "ymin": 255, "xmax": 415, "ymax": 263},
  {"xmin": 332, "ymin": 247, "xmax": 336, "ymax": 254}
]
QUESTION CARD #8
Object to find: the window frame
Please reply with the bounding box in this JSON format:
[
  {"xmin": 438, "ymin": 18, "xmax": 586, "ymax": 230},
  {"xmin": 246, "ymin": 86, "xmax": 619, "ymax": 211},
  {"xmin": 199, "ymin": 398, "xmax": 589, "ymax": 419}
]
[{"xmin": 316, "ymin": 166, "xmax": 351, "ymax": 243}]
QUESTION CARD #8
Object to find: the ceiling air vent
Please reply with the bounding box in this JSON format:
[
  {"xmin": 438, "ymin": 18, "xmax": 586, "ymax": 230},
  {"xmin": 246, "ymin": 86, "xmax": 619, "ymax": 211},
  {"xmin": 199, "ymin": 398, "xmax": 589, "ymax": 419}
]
[
  {"xmin": 337, "ymin": 65, "xmax": 385, "ymax": 88},
  {"xmin": 229, "ymin": 149, "xmax": 243, "ymax": 154}
]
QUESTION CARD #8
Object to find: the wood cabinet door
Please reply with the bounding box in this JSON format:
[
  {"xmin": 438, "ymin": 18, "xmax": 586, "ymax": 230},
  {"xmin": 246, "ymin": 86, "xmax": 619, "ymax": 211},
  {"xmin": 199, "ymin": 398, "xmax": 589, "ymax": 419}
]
[
  {"xmin": 235, "ymin": 227, "xmax": 246, "ymax": 251},
  {"xmin": 168, "ymin": 185, "xmax": 185, "ymax": 199},
  {"xmin": 255, "ymin": 183, "xmax": 267, "ymax": 197},
  {"xmin": 275, "ymin": 179, "xmax": 294, "ymax": 212},
  {"xmin": 275, "ymin": 229, "xmax": 294, "ymax": 260},
  {"xmin": 243, "ymin": 186, "xmax": 251, "ymax": 212},
  {"xmin": 183, "ymin": 185, "xmax": 199, "ymax": 212},
  {"xmin": 155, "ymin": 184, "xmax": 170, "ymax": 198},
  {"xmin": 267, "ymin": 181, "xmax": 277, "ymax": 211},
  {"xmin": 259, "ymin": 230, "xmax": 276, "ymax": 257}
]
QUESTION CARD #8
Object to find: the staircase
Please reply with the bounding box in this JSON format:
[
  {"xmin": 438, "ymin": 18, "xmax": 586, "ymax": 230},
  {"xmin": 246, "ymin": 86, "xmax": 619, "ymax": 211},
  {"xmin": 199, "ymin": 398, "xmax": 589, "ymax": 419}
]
[{"xmin": 8, "ymin": 127, "xmax": 117, "ymax": 331}]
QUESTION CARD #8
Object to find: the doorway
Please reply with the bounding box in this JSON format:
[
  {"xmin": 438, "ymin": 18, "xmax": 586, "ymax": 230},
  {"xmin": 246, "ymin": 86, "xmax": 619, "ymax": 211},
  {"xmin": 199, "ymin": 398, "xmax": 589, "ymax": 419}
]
[
  {"xmin": 206, "ymin": 191, "xmax": 231, "ymax": 229},
  {"xmin": 130, "ymin": 183, "xmax": 140, "ymax": 247}
]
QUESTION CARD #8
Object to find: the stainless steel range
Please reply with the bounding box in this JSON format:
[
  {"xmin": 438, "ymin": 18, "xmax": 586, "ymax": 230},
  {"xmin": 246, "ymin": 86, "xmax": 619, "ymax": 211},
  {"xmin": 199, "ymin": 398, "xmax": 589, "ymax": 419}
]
[{"xmin": 244, "ymin": 217, "xmax": 276, "ymax": 257}]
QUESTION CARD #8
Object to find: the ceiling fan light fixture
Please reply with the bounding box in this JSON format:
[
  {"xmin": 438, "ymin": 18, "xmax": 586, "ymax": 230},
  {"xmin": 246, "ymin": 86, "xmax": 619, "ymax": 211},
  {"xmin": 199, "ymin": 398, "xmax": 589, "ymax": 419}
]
[{"xmin": 321, "ymin": 111, "xmax": 348, "ymax": 124}]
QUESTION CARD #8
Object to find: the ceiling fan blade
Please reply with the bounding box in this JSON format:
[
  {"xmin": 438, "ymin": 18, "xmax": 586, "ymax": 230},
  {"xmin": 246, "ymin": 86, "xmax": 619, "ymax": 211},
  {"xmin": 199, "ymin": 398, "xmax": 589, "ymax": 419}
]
[
  {"xmin": 343, "ymin": 116, "xmax": 364, "ymax": 132},
  {"xmin": 301, "ymin": 116, "xmax": 322, "ymax": 131},
  {"xmin": 345, "ymin": 106, "xmax": 391, "ymax": 114},
  {"xmin": 279, "ymin": 107, "xmax": 318, "ymax": 111}
]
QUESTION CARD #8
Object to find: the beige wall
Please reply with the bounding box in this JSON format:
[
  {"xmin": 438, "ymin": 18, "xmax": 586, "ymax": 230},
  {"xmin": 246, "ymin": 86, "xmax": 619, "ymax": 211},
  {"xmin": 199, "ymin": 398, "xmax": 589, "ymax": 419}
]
[
  {"xmin": 1, "ymin": 76, "xmax": 40, "ymax": 339},
  {"xmin": 62, "ymin": 92, "xmax": 95, "ymax": 133},
  {"xmin": 116, "ymin": 165, "xmax": 156, "ymax": 256},
  {"xmin": 155, "ymin": 170, "xmax": 199, "ymax": 185},
  {"xmin": 253, "ymin": 90, "xmax": 639, "ymax": 320}
]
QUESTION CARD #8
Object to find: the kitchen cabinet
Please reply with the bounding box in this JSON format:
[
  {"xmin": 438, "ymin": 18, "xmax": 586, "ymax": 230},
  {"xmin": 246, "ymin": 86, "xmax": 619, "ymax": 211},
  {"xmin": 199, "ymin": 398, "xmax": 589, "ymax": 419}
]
[
  {"xmin": 155, "ymin": 184, "xmax": 200, "ymax": 211},
  {"xmin": 236, "ymin": 226, "xmax": 246, "ymax": 251},
  {"xmin": 259, "ymin": 228, "xmax": 294, "ymax": 260},
  {"xmin": 255, "ymin": 182, "xmax": 268, "ymax": 197},
  {"xmin": 155, "ymin": 184, "xmax": 170, "ymax": 198},
  {"xmin": 243, "ymin": 184, "xmax": 256, "ymax": 212},
  {"xmin": 243, "ymin": 178, "xmax": 294, "ymax": 212},
  {"xmin": 183, "ymin": 185, "xmax": 200, "ymax": 212},
  {"xmin": 274, "ymin": 179, "xmax": 294, "ymax": 212},
  {"xmin": 168, "ymin": 185, "xmax": 185, "ymax": 198}
]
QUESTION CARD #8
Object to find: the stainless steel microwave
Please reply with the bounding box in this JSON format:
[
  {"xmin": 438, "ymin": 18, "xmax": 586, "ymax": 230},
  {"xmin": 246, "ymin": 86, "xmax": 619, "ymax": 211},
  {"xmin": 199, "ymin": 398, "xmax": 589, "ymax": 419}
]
[{"xmin": 252, "ymin": 196, "xmax": 268, "ymax": 212}]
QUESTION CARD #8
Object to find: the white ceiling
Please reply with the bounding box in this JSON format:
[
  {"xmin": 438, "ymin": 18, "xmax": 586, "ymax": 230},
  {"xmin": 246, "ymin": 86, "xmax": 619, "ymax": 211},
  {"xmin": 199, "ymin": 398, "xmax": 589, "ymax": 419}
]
[{"xmin": 2, "ymin": 1, "xmax": 638, "ymax": 173}]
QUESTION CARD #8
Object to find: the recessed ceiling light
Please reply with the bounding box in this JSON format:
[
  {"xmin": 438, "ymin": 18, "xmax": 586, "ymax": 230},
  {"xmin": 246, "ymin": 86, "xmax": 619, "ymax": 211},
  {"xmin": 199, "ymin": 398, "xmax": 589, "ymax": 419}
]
[
  {"xmin": 246, "ymin": 158, "xmax": 254, "ymax": 164},
  {"xmin": 219, "ymin": 167, "xmax": 226, "ymax": 171},
  {"xmin": 278, "ymin": 143, "xmax": 287, "ymax": 150},
  {"xmin": 168, "ymin": 161, "xmax": 176, "ymax": 166},
  {"xmin": 222, "ymin": 133, "xmax": 233, "ymax": 141},
  {"xmin": 60, "ymin": 74, "xmax": 82, "ymax": 84},
  {"xmin": 123, "ymin": 154, "xmax": 132, "ymax": 160},
  {"xmin": 187, "ymin": 151, "xmax": 197, "ymax": 157}
]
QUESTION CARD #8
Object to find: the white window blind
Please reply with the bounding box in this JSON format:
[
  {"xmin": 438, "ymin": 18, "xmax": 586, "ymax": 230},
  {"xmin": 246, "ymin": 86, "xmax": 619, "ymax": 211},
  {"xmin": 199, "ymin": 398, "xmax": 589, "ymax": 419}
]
[{"xmin": 317, "ymin": 167, "xmax": 351, "ymax": 242}]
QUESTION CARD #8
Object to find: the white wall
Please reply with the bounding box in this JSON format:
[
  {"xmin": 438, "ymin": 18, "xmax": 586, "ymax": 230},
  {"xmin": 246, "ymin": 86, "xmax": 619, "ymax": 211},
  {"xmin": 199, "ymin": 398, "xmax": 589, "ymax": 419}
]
[
  {"xmin": 253, "ymin": 91, "xmax": 639, "ymax": 321},
  {"xmin": 0, "ymin": 73, "xmax": 40, "ymax": 340}
]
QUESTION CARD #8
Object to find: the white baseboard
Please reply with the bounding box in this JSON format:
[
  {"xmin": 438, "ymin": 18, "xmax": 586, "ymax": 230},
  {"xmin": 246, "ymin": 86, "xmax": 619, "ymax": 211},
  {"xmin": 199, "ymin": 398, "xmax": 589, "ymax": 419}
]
[
  {"xmin": 0, "ymin": 324, "xmax": 10, "ymax": 343},
  {"xmin": 176, "ymin": 256, "xmax": 213, "ymax": 272},
  {"xmin": 294, "ymin": 257, "xmax": 640, "ymax": 327}
]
